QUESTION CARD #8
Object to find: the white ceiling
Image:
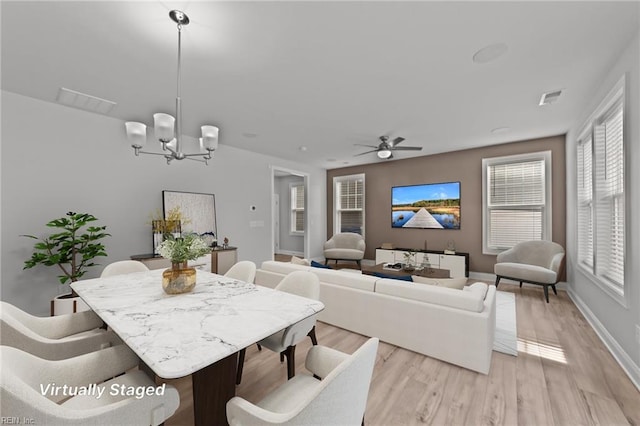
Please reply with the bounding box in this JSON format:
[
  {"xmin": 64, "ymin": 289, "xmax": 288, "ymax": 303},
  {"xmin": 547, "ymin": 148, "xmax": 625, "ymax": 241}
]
[{"xmin": 2, "ymin": 1, "xmax": 638, "ymax": 169}]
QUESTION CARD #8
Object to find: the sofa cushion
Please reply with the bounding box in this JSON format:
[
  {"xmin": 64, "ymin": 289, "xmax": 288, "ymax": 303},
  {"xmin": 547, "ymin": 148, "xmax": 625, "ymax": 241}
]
[
  {"xmin": 463, "ymin": 282, "xmax": 489, "ymax": 300},
  {"xmin": 311, "ymin": 260, "xmax": 332, "ymax": 269},
  {"xmin": 290, "ymin": 256, "xmax": 310, "ymax": 266},
  {"xmin": 323, "ymin": 248, "xmax": 364, "ymax": 261},
  {"xmin": 411, "ymin": 275, "xmax": 468, "ymax": 290},
  {"xmin": 261, "ymin": 261, "xmax": 310, "ymax": 275},
  {"xmin": 494, "ymin": 262, "xmax": 557, "ymax": 284},
  {"xmin": 375, "ymin": 279, "xmax": 484, "ymax": 312},
  {"xmin": 373, "ymin": 272, "xmax": 413, "ymax": 281},
  {"xmin": 311, "ymin": 268, "xmax": 377, "ymax": 292}
]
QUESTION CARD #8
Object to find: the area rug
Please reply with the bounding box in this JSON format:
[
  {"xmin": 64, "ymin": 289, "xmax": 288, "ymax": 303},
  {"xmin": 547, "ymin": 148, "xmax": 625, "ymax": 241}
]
[{"xmin": 493, "ymin": 291, "xmax": 517, "ymax": 356}]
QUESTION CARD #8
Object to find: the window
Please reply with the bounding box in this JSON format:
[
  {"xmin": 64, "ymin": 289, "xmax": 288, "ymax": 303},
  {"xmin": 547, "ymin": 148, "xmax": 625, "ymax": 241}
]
[
  {"xmin": 482, "ymin": 151, "xmax": 552, "ymax": 254},
  {"xmin": 334, "ymin": 174, "xmax": 365, "ymax": 236},
  {"xmin": 290, "ymin": 183, "xmax": 304, "ymax": 234},
  {"xmin": 577, "ymin": 77, "xmax": 625, "ymax": 297}
]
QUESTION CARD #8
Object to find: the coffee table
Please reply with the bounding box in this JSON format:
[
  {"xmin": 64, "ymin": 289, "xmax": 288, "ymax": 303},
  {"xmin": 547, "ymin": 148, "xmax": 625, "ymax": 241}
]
[{"xmin": 362, "ymin": 263, "xmax": 451, "ymax": 278}]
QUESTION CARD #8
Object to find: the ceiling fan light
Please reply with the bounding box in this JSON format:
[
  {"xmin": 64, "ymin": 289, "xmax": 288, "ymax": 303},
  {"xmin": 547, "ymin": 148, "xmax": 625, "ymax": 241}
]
[
  {"xmin": 377, "ymin": 149, "xmax": 392, "ymax": 159},
  {"xmin": 153, "ymin": 113, "xmax": 175, "ymax": 143},
  {"xmin": 125, "ymin": 122, "xmax": 147, "ymax": 148}
]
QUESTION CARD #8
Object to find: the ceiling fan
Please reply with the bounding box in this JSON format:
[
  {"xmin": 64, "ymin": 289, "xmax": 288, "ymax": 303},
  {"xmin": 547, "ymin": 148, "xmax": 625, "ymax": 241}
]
[{"xmin": 354, "ymin": 136, "xmax": 423, "ymax": 159}]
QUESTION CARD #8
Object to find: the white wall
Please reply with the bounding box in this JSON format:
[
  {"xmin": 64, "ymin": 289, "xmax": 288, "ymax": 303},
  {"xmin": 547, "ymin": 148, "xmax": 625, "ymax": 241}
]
[
  {"xmin": 0, "ymin": 91, "xmax": 326, "ymax": 315},
  {"xmin": 566, "ymin": 32, "xmax": 640, "ymax": 387}
]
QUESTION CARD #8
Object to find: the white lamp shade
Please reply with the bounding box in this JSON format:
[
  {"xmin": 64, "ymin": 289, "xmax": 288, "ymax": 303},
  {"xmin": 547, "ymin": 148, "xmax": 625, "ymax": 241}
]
[
  {"xmin": 125, "ymin": 122, "xmax": 147, "ymax": 148},
  {"xmin": 377, "ymin": 149, "xmax": 392, "ymax": 159},
  {"xmin": 154, "ymin": 113, "xmax": 175, "ymax": 142},
  {"xmin": 201, "ymin": 125, "xmax": 219, "ymax": 151}
]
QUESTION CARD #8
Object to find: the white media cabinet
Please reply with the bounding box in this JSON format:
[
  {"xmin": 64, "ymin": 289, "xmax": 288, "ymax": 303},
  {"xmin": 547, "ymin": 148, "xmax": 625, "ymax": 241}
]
[{"xmin": 375, "ymin": 248, "xmax": 469, "ymax": 278}]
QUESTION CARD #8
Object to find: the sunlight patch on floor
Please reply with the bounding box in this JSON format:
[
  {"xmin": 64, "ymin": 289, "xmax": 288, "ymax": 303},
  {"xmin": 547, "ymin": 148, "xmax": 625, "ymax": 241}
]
[{"xmin": 517, "ymin": 338, "xmax": 567, "ymax": 363}]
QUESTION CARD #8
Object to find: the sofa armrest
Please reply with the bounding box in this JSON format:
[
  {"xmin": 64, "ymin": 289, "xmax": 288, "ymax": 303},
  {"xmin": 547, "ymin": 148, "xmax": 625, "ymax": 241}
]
[
  {"xmin": 305, "ymin": 345, "xmax": 348, "ymax": 379},
  {"xmin": 323, "ymin": 239, "xmax": 336, "ymax": 250},
  {"xmin": 549, "ymin": 252, "xmax": 565, "ymax": 275},
  {"xmin": 496, "ymin": 247, "xmax": 517, "ymax": 264}
]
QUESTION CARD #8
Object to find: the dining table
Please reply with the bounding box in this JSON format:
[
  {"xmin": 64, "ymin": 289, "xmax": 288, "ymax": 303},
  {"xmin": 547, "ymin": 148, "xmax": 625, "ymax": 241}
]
[{"xmin": 71, "ymin": 268, "xmax": 325, "ymax": 426}]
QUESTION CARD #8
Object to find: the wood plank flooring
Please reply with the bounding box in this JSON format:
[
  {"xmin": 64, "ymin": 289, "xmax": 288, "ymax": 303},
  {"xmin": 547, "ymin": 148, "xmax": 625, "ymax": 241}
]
[{"xmin": 163, "ymin": 283, "xmax": 640, "ymax": 425}]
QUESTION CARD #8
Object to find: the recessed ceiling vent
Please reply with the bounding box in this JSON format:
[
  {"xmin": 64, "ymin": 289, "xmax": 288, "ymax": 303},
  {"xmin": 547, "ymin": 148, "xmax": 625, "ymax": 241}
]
[
  {"xmin": 56, "ymin": 87, "xmax": 116, "ymax": 115},
  {"xmin": 539, "ymin": 89, "xmax": 563, "ymax": 106}
]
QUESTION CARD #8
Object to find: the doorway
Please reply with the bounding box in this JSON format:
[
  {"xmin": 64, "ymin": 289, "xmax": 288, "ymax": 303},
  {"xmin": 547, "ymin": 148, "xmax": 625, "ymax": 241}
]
[{"xmin": 271, "ymin": 167, "xmax": 309, "ymax": 260}]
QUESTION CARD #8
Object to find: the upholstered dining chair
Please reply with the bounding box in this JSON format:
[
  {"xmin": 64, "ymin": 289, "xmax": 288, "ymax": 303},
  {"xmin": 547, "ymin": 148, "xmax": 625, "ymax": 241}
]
[
  {"xmin": 236, "ymin": 271, "xmax": 320, "ymax": 385},
  {"xmin": 323, "ymin": 232, "xmax": 366, "ymax": 268},
  {"xmin": 494, "ymin": 240, "xmax": 565, "ymax": 302},
  {"xmin": 0, "ymin": 301, "xmax": 121, "ymax": 360},
  {"xmin": 0, "ymin": 344, "xmax": 180, "ymax": 426},
  {"xmin": 227, "ymin": 338, "xmax": 379, "ymax": 426},
  {"xmin": 224, "ymin": 260, "xmax": 257, "ymax": 283},
  {"xmin": 100, "ymin": 260, "xmax": 149, "ymax": 277}
]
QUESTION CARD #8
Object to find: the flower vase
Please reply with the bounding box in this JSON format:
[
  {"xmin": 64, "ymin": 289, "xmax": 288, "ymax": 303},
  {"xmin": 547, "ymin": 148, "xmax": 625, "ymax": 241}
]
[{"xmin": 162, "ymin": 262, "xmax": 196, "ymax": 294}]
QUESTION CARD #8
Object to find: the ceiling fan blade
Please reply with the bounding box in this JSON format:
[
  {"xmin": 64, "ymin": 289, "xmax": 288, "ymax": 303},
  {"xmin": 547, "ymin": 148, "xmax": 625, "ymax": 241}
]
[
  {"xmin": 354, "ymin": 149, "xmax": 380, "ymax": 156},
  {"xmin": 353, "ymin": 144, "xmax": 380, "ymax": 149},
  {"xmin": 391, "ymin": 137, "xmax": 405, "ymax": 146},
  {"xmin": 391, "ymin": 146, "xmax": 423, "ymax": 151}
]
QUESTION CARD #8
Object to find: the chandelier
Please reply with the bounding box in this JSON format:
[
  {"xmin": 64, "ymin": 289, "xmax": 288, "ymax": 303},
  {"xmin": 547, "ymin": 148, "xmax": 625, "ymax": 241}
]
[{"xmin": 125, "ymin": 10, "xmax": 218, "ymax": 165}]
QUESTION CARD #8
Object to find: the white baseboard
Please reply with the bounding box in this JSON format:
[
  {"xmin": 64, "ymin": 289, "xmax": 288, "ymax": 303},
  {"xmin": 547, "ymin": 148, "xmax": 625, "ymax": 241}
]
[
  {"xmin": 275, "ymin": 250, "xmax": 304, "ymax": 257},
  {"xmin": 469, "ymin": 271, "xmax": 567, "ymax": 290},
  {"xmin": 567, "ymin": 287, "xmax": 640, "ymax": 392}
]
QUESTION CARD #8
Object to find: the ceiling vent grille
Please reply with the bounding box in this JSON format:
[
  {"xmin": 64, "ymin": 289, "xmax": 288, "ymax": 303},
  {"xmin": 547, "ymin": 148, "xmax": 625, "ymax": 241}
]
[
  {"xmin": 56, "ymin": 87, "xmax": 116, "ymax": 115},
  {"xmin": 539, "ymin": 89, "xmax": 562, "ymax": 106}
]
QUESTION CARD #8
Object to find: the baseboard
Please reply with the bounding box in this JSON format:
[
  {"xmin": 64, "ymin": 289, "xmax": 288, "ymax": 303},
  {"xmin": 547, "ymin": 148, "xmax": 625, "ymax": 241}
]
[
  {"xmin": 567, "ymin": 287, "xmax": 640, "ymax": 392},
  {"xmin": 275, "ymin": 250, "xmax": 304, "ymax": 257}
]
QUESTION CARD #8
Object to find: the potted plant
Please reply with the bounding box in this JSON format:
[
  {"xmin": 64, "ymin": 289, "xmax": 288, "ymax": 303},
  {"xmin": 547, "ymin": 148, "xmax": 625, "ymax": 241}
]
[
  {"xmin": 22, "ymin": 212, "xmax": 110, "ymax": 315},
  {"xmin": 402, "ymin": 250, "xmax": 416, "ymax": 272},
  {"xmin": 157, "ymin": 233, "xmax": 210, "ymax": 294}
]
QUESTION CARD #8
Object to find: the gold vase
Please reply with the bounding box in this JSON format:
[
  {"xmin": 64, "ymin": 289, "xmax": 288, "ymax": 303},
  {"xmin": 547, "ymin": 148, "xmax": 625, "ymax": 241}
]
[{"xmin": 162, "ymin": 262, "xmax": 196, "ymax": 294}]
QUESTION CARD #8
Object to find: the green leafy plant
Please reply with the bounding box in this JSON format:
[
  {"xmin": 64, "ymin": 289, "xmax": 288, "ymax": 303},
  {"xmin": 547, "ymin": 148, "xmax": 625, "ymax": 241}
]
[
  {"xmin": 157, "ymin": 233, "xmax": 210, "ymax": 264},
  {"xmin": 22, "ymin": 212, "xmax": 110, "ymax": 285}
]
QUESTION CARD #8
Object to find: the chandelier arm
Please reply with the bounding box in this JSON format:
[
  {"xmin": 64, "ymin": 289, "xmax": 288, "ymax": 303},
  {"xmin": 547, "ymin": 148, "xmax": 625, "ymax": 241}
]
[
  {"xmin": 181, "ymin": 152, "xmax": 213, "ymax": 158},
  {"xmin": 136, "ymin": 150, "xmax": 178, "ymax": 157}
]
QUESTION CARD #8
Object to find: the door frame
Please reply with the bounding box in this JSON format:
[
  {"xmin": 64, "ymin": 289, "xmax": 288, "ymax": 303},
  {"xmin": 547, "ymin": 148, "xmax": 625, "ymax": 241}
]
[{"xmin": 270, "ymin": 166, "xmax": 309, "ymax": 260}]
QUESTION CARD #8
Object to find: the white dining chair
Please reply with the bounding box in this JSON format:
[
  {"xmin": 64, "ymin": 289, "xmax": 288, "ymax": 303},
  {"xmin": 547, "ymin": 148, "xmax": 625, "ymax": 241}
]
[
  {"xmin": 224, "ymin": 260, "xmax": 257, "ymax": 283},
  {"xmin": 227, "ymin": 338, "xmax": 379, "ymax": 425},
  {"xmin": 100, "ymin": 260, "xmax": 149, "ymax": 277},
  {"xmin": 0, "ymin": 301, "xmax": 121, "ymax": 360},
  {"xmin": 1, "ymin": 344, "xmax": 180, "ymax": 426},
  {"xmin": 236, "ymin": 271, "xmax": 320, "ymax": 384}
]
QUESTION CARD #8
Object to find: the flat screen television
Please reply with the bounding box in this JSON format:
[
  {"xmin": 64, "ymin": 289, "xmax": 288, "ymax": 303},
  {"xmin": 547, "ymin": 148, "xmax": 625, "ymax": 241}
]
[{"xmin": 391, "ymin": 182, "xmax": 460, "ymax": 229}]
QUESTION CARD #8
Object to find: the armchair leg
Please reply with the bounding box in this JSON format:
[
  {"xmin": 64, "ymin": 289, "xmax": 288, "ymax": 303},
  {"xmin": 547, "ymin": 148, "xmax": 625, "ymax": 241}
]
[
  {"xmin": 236, "ymin": 348, "xmax": 246, "ymax": 385},
  {"xmin": 308, "ymin": 326, "xmax": 318, "ymax": 345},
  {"xmin": 551, "ymin": 284, "xmax": 558, "ymax": 295},
  {"xmin": 325, "ymin": 259, "xmax": 329, "ymax": 265},
  {"xmin": 519, "ymin": 281, "xmax": 523, "ymax": 288},
  {"xmin": 284, "ymin": 345, "xmax": 296, "ymax": 379},
  {"xmin": 494, "ymin": 276, "xmax": 501, "ymax": 288},
  {"xmin": 356, "ymin": 260, "xmax": 361, "ymax": 268},
  {"xmin": 543, "ymin": 285, "xmax": 550, "ymax": 303},
  {"xmin": 280, "ymin": 352, "xmax": 285, "ymax": 363}
]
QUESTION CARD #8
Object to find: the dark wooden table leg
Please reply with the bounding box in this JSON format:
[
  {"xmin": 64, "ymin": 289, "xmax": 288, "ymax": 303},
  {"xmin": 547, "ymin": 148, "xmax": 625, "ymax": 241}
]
[{"xmin": 192, "ymin": 352, "xmax": 238, "ymax": 426}]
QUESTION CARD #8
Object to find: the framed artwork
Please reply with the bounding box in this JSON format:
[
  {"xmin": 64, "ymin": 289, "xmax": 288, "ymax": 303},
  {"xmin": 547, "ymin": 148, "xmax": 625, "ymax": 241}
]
[{"xmin": 162, "ymin": 190, "xmax": 217, "ymax": 237}]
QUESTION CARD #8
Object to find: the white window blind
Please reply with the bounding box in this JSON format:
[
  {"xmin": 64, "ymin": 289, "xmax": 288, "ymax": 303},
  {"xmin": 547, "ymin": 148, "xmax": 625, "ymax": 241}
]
[
  {"xmin": 334, "ymin": 174, "xmax": 365, "ymax": 236},
  {"xmin": 482, "ymin": 151, "xmax": 551, "ymax": 254},
  {"xmin": 290, "ymin": 184, "xmax": 304, "ymax": 233},
  {"xmin": 576, "ymin": 76, "xmax": 625, "ymax": 297}
]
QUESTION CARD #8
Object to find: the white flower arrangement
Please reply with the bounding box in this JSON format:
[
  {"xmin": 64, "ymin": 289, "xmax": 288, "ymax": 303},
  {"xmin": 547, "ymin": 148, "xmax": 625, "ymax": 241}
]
[{"xmin": 157, "ymin": 233, "xmax": 210, "ymax": 263}]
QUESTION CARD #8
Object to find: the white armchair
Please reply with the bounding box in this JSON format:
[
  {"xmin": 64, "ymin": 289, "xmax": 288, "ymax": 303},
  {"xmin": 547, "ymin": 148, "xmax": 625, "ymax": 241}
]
[
  {"xmin": 236, "ymin": 271, "xmax": 320, "ymax": 385},
  {"xmin": 323, "ymin": 233, "xmax": 366, "ymax": 268},
  {"xmin": 1, "ymin": 345, "xmax": 180, "ymax": 425},
  {"xmin": 100, "ymin": 260, "xmax": 149, "ymax": 277},
  {"xmin": 0, "ymin": 301, "xmax": 122, "ymax": 360},
  {"xmin": 494, "ymin": 240, "xmax": 565, "ymax": 302},
  {"xmin": 227, "ymin": 338, "xmax": 379, "ymax": 426}
]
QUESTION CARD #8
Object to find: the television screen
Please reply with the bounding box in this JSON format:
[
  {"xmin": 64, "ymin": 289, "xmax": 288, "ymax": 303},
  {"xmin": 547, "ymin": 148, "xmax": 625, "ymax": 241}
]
[{"xmin": 392, "ymin": 182, "xmax": 460, "ymax": 229}]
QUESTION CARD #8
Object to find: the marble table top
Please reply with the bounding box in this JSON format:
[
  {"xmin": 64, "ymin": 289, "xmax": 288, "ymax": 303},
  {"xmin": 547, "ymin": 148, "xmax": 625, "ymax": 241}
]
[{"xmin": 71, "ymin": 269, "xmax": 324, "ymax": 379}]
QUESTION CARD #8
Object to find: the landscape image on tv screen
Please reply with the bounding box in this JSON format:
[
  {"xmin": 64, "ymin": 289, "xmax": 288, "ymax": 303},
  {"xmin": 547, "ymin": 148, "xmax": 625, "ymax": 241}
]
[{"xmin": 392, "ymin": 182, "xmax": 460, "ymax": 229}]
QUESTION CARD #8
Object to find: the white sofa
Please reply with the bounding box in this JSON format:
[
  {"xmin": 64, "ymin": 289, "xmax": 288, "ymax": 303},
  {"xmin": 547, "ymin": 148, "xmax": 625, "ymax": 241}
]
[{"xmin": 255, "ymin": 261, "xmax": 496, "ymax": 374}]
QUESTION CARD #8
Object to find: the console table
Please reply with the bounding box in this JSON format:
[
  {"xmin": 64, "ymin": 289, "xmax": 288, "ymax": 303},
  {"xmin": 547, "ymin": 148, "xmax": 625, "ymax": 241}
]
[
  {"xmin": 363, "ymin": 263, "xmax": 451, "ymax": 279},
  {"xmin": 375, "ymin": 248, "xmax": 469, "ymax": 277},
  {"xmin": 131, "ymin": 246, "xmax": 238, "ymax": 275}
]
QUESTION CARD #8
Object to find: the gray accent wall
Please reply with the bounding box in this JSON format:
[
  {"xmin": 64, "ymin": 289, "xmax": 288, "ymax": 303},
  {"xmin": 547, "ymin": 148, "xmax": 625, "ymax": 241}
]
[{"xmin": 0, "ymin": 91, "xmax": 326, "ymax": 315}]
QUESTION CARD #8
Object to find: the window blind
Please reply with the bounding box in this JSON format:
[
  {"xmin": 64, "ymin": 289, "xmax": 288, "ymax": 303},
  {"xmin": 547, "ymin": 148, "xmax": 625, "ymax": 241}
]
[
  {"xmin": 577, "ymin": 136, "xmax": 593, "ymax": 268},
  {"xmin": 291, "ymin": 184, "xmax": 304, "ymax": 233},
  {"xmin": 335, "ymin": 175, "xmax": 365, "ymax": 235}
]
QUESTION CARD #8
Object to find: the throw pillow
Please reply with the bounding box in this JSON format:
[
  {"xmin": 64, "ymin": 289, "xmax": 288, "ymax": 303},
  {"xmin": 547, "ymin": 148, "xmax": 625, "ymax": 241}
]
[
  {"xmin": 411, "ymin": 275, "xmax": 468, "ymax": 290},
  {"xmin": 373, "ymin": 272, "xmax": 413, "ymax": 282},
  {"xmin": 463, "ymin": 282, "xmax": 489, "ymax": 299},
  {"xmin": 290, "ymin": 256, "xmax": 310, "ymax": 266},
  {"xmin": 311, "ymin": 260, "xmax": 332, "ymax": 269}
]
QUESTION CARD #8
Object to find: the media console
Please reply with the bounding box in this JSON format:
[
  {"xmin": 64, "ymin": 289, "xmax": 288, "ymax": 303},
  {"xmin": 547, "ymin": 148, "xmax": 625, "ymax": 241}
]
[{"xmin": 375, "ymin": 248, "xmax": 469, "ymax": 278}]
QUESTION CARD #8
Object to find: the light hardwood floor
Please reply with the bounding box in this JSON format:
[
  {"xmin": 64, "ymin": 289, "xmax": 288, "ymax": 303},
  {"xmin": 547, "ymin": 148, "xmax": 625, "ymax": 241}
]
[{"xmin": 163, "ymin": 284, "xmax": 640, "ymax": 425}]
